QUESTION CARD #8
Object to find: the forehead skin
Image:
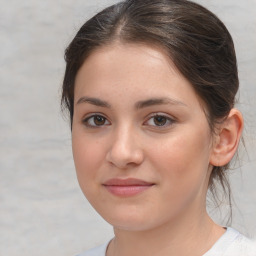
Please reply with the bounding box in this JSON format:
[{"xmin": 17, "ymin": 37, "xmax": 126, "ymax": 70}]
[{"xmin": 74, "ymin": 43, "xmax": 207, "ymax": 117}]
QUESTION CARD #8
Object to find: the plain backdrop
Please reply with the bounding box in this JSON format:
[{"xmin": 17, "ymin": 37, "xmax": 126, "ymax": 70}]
[{"xmin": 0, "ymin": 0, "xmax": 255, "ymax": 255}]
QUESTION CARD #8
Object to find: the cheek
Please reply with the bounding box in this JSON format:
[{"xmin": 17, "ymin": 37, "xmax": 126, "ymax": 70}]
[
  {"xmin": 72, "ymin": 132, "xmax": 105, "ymax": 193},
  {"xmin": 150, "ymin": 127, "xmax": 212, "ymax": 191}
]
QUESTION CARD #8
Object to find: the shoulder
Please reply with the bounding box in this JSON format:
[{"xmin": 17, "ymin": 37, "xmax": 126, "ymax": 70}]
[
  {"xmin": 76, "ymin": 240, "xmax": 111, "ymax": 256},
  {"xmin": 204, "ymin": 227, "xmax": 256, "ymax": 256},
  {"xmin": 225, "ymin": 229, "xmax": 256, "ymax": 256}
]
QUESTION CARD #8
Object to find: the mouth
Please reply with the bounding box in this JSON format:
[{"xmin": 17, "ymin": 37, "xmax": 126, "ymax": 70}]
[{"xmin": 102, "ymin": 178, "xmax": 155, "ymax": 197}]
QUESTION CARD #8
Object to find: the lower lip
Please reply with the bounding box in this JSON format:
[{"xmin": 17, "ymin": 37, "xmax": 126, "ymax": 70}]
[{"xmin": 103, "ymin": 185, "xmax": 153, "ymax": 197}]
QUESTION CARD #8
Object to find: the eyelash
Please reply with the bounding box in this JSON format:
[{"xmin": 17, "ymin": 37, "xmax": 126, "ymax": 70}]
[
  {"xmin": 144, "ymin": 113, "xmax": 175, "ymax": 128},
  {"xmin": 82, "ymin": 114, "xmax": 110, "ymax": 128},
  {"xmin": 82, "ymin": 113, "xmax": 175, "ymax": 128}
]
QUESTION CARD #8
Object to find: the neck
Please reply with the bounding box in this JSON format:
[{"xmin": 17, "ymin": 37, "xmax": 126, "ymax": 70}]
[{"xmin": 107, "ymin": 210, "xmax": 225, "ymax": 256}]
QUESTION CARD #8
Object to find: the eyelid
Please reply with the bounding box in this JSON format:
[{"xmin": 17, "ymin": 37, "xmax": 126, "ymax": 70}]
[
  {"xmin": 143, "ymin": 112, "xmax": 176, "ymax": 127},
  {"xmin": 82, "ymin": 113, "xmax": 111, "ymax": 127},
  {"xmin": 81, "ymin": 112, "xmax": 175, "ymax": 128}
]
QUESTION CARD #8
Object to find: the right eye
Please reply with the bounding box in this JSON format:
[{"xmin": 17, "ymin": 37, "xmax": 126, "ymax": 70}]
[{"xmin": 82, "ymin": 114, "xmax": 110, "ymax": 127}]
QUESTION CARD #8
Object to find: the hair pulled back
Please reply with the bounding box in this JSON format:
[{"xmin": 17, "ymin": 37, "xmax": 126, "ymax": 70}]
[{"xmin": 62, "ymin": 0, "xmax": 239, "ymax": 214}]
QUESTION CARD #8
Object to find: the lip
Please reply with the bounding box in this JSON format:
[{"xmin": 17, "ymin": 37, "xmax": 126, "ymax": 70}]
[{"xmin": 103, "ymin": 178, "xmax": 155, "ymax": 197}]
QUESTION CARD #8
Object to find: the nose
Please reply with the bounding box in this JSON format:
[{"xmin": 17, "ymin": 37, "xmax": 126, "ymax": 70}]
[{"xmin": 106, "ymin": 126, "xmax": 144, "ymax": 169}]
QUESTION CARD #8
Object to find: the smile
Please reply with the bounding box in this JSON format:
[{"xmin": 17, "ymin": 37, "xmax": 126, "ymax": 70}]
[{"xmin": 103, "ymin": 178, "xmax": 155, "ymax": 197}]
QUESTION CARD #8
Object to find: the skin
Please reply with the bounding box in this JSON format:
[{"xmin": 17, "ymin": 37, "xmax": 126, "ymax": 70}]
[{"xmin": 72, "ymin": 43, "xmax": 242, "ymax": 256}]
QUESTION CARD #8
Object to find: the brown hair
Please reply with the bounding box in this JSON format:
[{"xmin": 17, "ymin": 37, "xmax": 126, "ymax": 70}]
[{"xmin": 61, "ymin": 0, "xmax": 239, "ymax": 218}]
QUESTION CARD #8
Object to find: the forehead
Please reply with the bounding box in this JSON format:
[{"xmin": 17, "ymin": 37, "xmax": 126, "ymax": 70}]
[
  {"xmin": 77, "ymin": 42, "xmax": 177, "ymax": 77},
  {"xmin": 74, "ymin": 43, "xmax": 203, "ymax": 111}
]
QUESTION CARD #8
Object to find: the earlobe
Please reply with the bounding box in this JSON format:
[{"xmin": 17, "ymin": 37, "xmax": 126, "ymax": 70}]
[{"xmin": 210, "ymin": 108, "xmax": 243, "ymax": 167}]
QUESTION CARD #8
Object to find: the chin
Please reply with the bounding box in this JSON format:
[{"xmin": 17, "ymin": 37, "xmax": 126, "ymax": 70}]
[
  {"xmin": 109, "ymin": 219, "xmax": 155, "ymax": 232},
  {"xmin": 101, "ymin": 209, "xmax": 164, "ymax": 232}
]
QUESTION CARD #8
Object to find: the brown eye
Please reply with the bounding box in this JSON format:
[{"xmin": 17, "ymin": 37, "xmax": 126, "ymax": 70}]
[
  {"xmin": 94, "ymin": 115, "xmax": 106, "ymax": 125},
  {"xmin": 83, "ymin": 114, "xmax": 110, "ymax": 127},
  {"xmin": 144, "ymin": 114, "xmax": 175, "ymax": 128},
  {"xmin": 153, "ymin": 116, "xmax": 167, "ymax": 126}
]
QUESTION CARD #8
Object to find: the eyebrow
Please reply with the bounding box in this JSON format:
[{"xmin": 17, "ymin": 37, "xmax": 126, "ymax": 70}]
[
  {"xmin": 76, "ymin": 96, "xmax": 187, "ymax": 109},
  {"xmin": 135, "ymin": 97, "xmax": 188, "ymax": 109},
  {"xmin": 76, "ymin": 97, "xmax": 111, "ymax": 108}
]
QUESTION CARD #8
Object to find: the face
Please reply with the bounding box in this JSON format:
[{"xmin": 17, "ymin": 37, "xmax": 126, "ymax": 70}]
[{"xmin": 72, "ymin": 43, "xmax": 214, "ymax": 231}]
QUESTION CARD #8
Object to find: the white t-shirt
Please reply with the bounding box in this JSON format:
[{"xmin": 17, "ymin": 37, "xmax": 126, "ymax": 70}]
[{"xmin": 77, "ymin": 227, "xmax": 256, "ymax": 256}]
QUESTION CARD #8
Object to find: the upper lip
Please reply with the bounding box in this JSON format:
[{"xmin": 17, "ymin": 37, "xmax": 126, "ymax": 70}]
[{"xmin": 103, "ymin": 178, "xmax": 154, "ymax": 186}]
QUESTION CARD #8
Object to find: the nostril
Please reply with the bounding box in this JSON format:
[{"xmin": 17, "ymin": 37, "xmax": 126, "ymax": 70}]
[{"xmin": 106, "ymin": 145, "xmax": 144, "ymax": 169}]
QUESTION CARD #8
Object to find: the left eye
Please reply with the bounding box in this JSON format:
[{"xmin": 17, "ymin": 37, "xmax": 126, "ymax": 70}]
[{"xmin": 145, "ymin": 114, "xmax": 174, "ymax": 127}]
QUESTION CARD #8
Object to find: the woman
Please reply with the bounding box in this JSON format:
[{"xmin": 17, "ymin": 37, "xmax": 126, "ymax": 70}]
[{"xmin": 61, "ymin": 0, "xmax": 255, "ymax": 255}]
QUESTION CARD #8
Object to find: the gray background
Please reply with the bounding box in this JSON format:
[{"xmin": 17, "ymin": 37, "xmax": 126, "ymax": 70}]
[{"xmin": 0, "ymin": 0, "xmax": 255, "ymax": 255}]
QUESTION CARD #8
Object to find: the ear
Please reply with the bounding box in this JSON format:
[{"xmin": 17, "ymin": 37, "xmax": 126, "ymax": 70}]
[{"xmin": 210, "ymin": 108, "xmax": 243, "ymax": 167}]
